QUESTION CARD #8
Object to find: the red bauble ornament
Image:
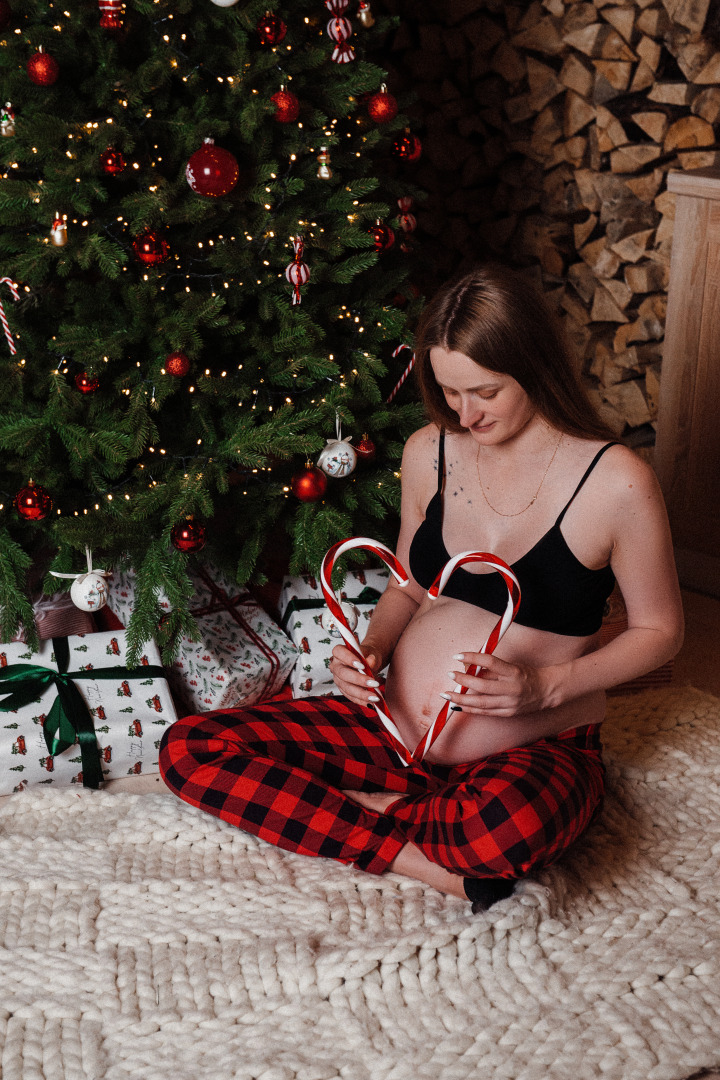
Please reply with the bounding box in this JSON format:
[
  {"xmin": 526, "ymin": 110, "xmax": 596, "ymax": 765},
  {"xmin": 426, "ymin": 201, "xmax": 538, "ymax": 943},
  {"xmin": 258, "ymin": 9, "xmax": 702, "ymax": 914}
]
[
  {"xmin": 0, "ymin": 0, "xmax": 12, "ymax": 32},
  {"xmin": 392, "ymin": 131, "xmax": 422, "ymax": 162},
  {"xmin": 14, "ymin": 482, "xmax": 52, "ymax": 521},
  {"xmin": 75, "ymin": 373, "xmax": 100, "ymax": 394},
  {"xmin": 271, "ymin": 89, "xmax": 300, "ymax": 123},
  {"xmin": 171, "ymin": 519, "xmax": 206, "ymax": 553},
  {"xmin": 291, "ymin": 465, "xmax": 327, "ymax": 502},
  {"xmin": 257, "ymin": 12, "xmax": 287, "ymax": 45},
  {"xmin": 165, "ymin": 351, "xmax": 190, "ymax": 377},
  {"xmin": 132, "ymin": 229, "xmax": 170, "ymax": 266},
  {"xmin": 354, "ymin": 434, "xmax": 376, "ymax": 462},
  {"xmin": 369, "ymin": 220, "xmax": 395, "ymax": 252},
  {"xmin": 186, "ymin": 138, "xmax": 239, "ymax": 197},
  {"xmin": 99, "ymin": 147, "xmax": 126, "ymax": 175},
  {"xmin": 27, "ymin": 50, "xmax": 60, "ymax": 87},
  {"xmin": 367, "ymin": 85, "xmax": 397, "ymax": 123},
  {"xmin": 98, "ymin": 0, "xmax": 122, "ymax": 29}
]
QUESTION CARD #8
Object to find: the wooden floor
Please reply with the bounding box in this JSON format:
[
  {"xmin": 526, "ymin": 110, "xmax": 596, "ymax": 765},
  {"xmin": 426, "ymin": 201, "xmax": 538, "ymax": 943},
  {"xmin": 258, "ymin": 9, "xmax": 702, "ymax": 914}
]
[{"xmin": 673, "ymin": 588, "xmax": 720, "ymax": 696}]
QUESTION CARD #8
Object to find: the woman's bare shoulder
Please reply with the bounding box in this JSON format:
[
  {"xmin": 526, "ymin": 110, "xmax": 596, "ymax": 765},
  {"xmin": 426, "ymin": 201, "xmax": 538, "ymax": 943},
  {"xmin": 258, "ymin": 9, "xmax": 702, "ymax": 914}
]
[
  {"xmin": 402, "ymin": 423, "xmax": 441, "ymax": 469},
  {"xmin": 576, "ymin": 440, "xmax": 666, "ymax": 521}
]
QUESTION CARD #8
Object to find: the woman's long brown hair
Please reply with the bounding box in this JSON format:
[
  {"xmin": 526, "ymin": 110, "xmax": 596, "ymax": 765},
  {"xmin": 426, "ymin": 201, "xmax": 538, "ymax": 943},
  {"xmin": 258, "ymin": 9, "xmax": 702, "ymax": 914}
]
[{"xmin": 414, "ymin": 263, "xmax": 618, "ymax": 441}]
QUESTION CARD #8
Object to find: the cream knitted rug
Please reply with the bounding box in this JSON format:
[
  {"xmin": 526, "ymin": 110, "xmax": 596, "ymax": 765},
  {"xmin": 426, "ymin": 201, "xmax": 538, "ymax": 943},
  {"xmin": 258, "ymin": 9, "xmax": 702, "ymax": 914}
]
[{"xmin": 2, "ymin": 686, "xmax": 720, "ymax": 1080}]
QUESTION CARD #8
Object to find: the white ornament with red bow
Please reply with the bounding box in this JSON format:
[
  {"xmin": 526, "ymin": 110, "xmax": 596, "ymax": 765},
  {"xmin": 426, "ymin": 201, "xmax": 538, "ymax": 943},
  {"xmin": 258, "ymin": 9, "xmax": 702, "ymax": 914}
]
[
  {"xmin": 321, "ymin": 538, "xmax": 521, "ymax": 764},
  {"xmin": 325, "ymin": 0, "xmax": 355, "ymax": 62},
  {"xmin": 285, "ymin": 236, "xmax": 310, "ymax": 306},
  {"xmin": 0, "ymin": 277, "xmax": 20, "ymax": 356}
]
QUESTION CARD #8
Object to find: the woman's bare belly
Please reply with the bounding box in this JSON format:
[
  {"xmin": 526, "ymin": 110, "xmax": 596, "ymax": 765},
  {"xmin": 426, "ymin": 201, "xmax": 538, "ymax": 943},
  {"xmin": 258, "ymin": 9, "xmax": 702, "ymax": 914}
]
[{"xmin": 382, "ymin": 594, "xmax": 605, "ymax": 765}]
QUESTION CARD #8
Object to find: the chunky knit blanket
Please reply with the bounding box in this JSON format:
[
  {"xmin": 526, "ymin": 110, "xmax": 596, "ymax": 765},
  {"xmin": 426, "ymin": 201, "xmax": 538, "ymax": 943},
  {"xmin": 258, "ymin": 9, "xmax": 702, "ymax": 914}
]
[{"xmin": 1, "ymin": 686, "xmax": 720, "ymax": 1080}]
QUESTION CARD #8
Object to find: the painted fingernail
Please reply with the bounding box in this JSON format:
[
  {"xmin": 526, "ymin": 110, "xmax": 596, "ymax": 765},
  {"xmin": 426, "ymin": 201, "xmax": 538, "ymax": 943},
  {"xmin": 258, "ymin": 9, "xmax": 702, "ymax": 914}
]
[
  {"xmin": 439, "ymin": 692, "xmax": 452, "ymax": 700},
  {"xmin": 353, "ymin": 661, "xmax": 365, "ymax": 672},
  {"xmin": 368, "ymin": 694, "xmax": 380, "ymax": 703},
  {"xmin": 447, "ymin": 671, "xmax": 456, "ymax": 680},
  {"xmin": 366, "ymin": 679, "xmax": 380, "ymax": 688},
  {"xmin": 450, "ymin": 706, "xmax": 463, "ymax": 713},
  {"xmin": 452, "ymin": 654, "xmax": 464, "ymax": 661}
]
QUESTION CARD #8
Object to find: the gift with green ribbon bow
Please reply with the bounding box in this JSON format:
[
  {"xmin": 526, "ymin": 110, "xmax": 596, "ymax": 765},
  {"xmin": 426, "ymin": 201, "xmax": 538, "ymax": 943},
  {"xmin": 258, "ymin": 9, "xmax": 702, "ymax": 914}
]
[
  {"xmin": 278, "ymin": 568, "xmax": 389, "ymax": 698},
  {"xmin": 0, "ymin": 631, "xmax": 177, "ymax": 793}
]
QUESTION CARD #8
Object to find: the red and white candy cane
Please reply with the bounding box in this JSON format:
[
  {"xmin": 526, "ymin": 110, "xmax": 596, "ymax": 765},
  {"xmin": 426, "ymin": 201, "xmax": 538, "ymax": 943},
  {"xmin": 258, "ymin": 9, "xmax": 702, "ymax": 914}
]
[
  {"xmin": 411, "ymin": 551, "xmax": 521, "ymax": 761},
  {"xmin": 321, "ymin": 537, "xmax": 415, "ymax": 765},
  {"xmin": 0, "ymin": 277, "xmax": 20, "ymax": 356},
  {"xmin": 386, "ymin": 343, "xmax": 415, "ymax": 403},
  {"xmin": 321, "ymin": 539, "xmax": 521, "ymax": 765}
]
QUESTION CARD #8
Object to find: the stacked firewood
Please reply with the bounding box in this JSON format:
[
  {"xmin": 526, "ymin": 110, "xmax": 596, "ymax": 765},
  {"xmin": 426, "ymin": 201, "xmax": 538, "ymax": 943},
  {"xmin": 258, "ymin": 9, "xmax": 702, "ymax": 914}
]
[{"xmin": 388, "ymin": 0, "xmax": 720, "ymax": 445}]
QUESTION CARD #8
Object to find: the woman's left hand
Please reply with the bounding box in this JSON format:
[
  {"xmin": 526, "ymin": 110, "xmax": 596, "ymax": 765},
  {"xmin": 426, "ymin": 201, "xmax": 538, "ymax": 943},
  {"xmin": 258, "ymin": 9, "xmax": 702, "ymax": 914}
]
[{"xmin": 442, "ymin": 652, "xmax": 556, "ymax": 717}]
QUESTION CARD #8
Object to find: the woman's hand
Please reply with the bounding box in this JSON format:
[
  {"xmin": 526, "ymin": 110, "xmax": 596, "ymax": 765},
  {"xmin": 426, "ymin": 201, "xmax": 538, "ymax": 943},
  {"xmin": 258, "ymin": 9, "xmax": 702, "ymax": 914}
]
[
  {"xmin": 441, "ymin": 652, "xmax": 557, "ymax": 717},
  {"xmin": 329, "ymin": 643, "xmax": 384, "ymax": 707}
]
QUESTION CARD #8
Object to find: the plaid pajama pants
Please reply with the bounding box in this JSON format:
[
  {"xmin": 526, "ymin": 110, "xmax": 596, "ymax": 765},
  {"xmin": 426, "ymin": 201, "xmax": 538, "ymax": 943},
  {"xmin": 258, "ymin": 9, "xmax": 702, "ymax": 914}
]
[{"xmin": 159, "ymin": 695, "xmax": 605, "ymax": 880}]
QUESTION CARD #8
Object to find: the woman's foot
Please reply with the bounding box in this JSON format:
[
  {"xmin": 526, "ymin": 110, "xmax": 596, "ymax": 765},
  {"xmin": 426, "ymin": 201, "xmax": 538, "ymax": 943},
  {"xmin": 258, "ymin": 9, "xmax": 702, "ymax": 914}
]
[
  {"xmin": 342, "ymin": 788, "xmax": 402, "ymax": 814},
  {"xmin": 463, "ymin": 876, "xmax": 516, "ymax": 912}
]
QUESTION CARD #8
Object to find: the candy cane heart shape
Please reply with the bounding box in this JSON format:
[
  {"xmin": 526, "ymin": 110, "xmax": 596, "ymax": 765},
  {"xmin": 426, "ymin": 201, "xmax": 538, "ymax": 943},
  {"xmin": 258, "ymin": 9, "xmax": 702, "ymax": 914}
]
[
  {"xmin": 411, "ymin": 551, "xmax": 522, "ymax": 762},
  {"xmin": 320, "ymin": 537, "xmax": 415, "ymax": 766}
]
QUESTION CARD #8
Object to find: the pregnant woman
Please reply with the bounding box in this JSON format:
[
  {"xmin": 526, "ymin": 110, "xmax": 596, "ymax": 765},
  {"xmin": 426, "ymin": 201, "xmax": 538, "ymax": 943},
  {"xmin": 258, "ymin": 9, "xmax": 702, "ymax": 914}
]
[{"xmin": 159, "ymin": 264, "xmax": 683, "ymax": 912}]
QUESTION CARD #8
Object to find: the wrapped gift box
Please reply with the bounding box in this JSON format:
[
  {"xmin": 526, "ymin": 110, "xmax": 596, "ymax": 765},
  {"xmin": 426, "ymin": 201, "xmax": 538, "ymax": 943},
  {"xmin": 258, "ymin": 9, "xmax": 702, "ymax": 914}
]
[
  {"xmin": 106, "ymin": 566, "xmax": 297, "ymax": 713},
  {"xmin": 7, "ymin": 592, "xmax": 95, "ymax": 644},
  {"xmin": 0, "ymin": 631, "xmax": 177, "ymax": 795},
  {"xmin": 279, "ymin": 568, "xmax": 389, "ymax": 697}
]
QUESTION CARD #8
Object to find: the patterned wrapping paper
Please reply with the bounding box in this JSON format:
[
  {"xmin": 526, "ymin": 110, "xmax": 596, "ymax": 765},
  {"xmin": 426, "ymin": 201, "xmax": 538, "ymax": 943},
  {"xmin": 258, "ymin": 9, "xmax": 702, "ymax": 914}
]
[
  {"xmin": 105, "ymin": 567, "xmax": 298, "ymax": 713},
  {"xmin": 279, "ymin": 568, "xmax": 389, "ymax": 697},
  {"xmin": 0, "ymin": 631, "xmax": 177, "ymax": 795}
]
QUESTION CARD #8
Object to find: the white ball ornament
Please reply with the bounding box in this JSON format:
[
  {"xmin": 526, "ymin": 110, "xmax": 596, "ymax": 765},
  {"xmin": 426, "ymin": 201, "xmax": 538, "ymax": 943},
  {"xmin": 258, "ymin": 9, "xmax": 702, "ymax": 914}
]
[
  {"xmin": 70, "ymin": 572, "xmax": 109, "ymax": 612},
  {"xmin": 321, "ymin": 601, "xmax": 360, "ymax": 638},
  {"xmin": 317, "ymin": 437, "xmax": 357, "ymax": 478},
  {"xmin": 210, "ymin": 0, "xmax": 240, "ymax": 7}
]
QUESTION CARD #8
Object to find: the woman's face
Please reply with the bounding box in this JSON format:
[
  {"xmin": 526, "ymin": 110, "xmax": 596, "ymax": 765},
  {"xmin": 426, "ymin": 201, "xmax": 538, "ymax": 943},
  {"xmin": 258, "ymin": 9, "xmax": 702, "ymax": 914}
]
[{"xmin": 429, "ymin": 347, "xmax": 536, "ymax": 444}]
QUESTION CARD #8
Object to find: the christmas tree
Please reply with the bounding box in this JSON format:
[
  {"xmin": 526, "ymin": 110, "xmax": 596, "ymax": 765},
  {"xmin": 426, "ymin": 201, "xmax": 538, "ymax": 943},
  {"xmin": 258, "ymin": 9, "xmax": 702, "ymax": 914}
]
[{"xmin": 0, "ymin": 0, "xmax": 424, "ymax": 660}]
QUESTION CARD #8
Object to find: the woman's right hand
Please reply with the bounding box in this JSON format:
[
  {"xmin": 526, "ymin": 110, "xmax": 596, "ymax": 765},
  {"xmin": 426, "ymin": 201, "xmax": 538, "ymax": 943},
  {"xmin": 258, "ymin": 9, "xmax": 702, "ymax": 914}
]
[{"xmin": 329, "ymin": 643, "xmax": 383, "ymax": 706}]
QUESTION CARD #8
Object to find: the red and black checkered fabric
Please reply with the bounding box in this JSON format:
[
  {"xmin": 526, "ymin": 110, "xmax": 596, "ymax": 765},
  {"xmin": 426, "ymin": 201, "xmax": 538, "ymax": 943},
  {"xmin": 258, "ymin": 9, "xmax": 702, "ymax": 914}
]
[{"xmin": 159, "ymin": 695, "xmax": 605, "ymax": 880}]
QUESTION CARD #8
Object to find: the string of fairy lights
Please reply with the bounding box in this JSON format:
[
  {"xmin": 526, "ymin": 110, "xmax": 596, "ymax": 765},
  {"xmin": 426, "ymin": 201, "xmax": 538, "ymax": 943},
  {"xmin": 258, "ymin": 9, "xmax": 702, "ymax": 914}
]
[{"xmin": 1, "ymin": 0, "xmax": 416, "ymax": 525}]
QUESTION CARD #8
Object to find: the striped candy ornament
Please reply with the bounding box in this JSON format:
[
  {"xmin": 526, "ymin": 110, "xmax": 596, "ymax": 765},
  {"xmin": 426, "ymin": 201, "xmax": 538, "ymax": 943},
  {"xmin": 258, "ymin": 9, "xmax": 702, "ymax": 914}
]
[
  {"xmin": 0, "ymin": 277, "xmax": 20, "ymax": 355},
  {"xmin": 320, "ymin": 537, "xmax": 414, "ymax": 765},
  {"xmin": 285, "ymin": 237, "xmax": 310, "ymax": 306},
  {"xmin": 320, "ymin": 539, "xmax": 521, "ymax": 764},
  {"xmin": 325, "ymin": 0, "xmax": 354, "ymax": 62},
  {"xmin": 98, "ymin": 0, "xmax": 122, "ymax": 27},
  {"xmin": 412, "ymin": 551, "xmax": 521, "ymax": 761},
  {"xmin": 386, "ymin": 343, "xmax": 415, "ymax": 403}
]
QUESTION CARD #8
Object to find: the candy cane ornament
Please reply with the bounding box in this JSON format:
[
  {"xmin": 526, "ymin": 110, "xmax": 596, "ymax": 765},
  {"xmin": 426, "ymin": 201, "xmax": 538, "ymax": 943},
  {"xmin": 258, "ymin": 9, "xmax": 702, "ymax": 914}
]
[
  {"xmin": 0, "ymin": 277, "xmax": 20, "ymax": 356},
  {"xmin": 321, "ymin": 537, "xmax": 414, "ymax": 765},
  {"xmin": 411, "ymin": 551, "xmax": 521, "ymax": 761},
  {"xmin": 321, "ymin": 539, "xmax": 521, "ymax": 765},
  {"xmin": 386, "ymin": 343, "xmax": 415, "ymax": 403}
]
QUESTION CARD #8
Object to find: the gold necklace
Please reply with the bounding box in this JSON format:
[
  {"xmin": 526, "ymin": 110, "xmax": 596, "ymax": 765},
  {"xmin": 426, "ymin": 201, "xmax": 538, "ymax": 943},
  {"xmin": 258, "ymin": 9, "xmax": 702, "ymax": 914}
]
[{"xmin": 476, "ymin": 433, "xmax": 563, "ymax": 518}]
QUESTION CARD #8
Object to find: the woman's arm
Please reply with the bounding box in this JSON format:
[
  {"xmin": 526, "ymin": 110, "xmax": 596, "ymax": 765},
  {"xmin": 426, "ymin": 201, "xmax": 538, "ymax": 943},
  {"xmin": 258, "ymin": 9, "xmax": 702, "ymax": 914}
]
[
  {"xmin": 329, "ymin": 425, "xmax": 436, "ymax": 705},
  {"xmin": 446, "ymin": 448, "xmax": 685, "ymax": 717}
]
